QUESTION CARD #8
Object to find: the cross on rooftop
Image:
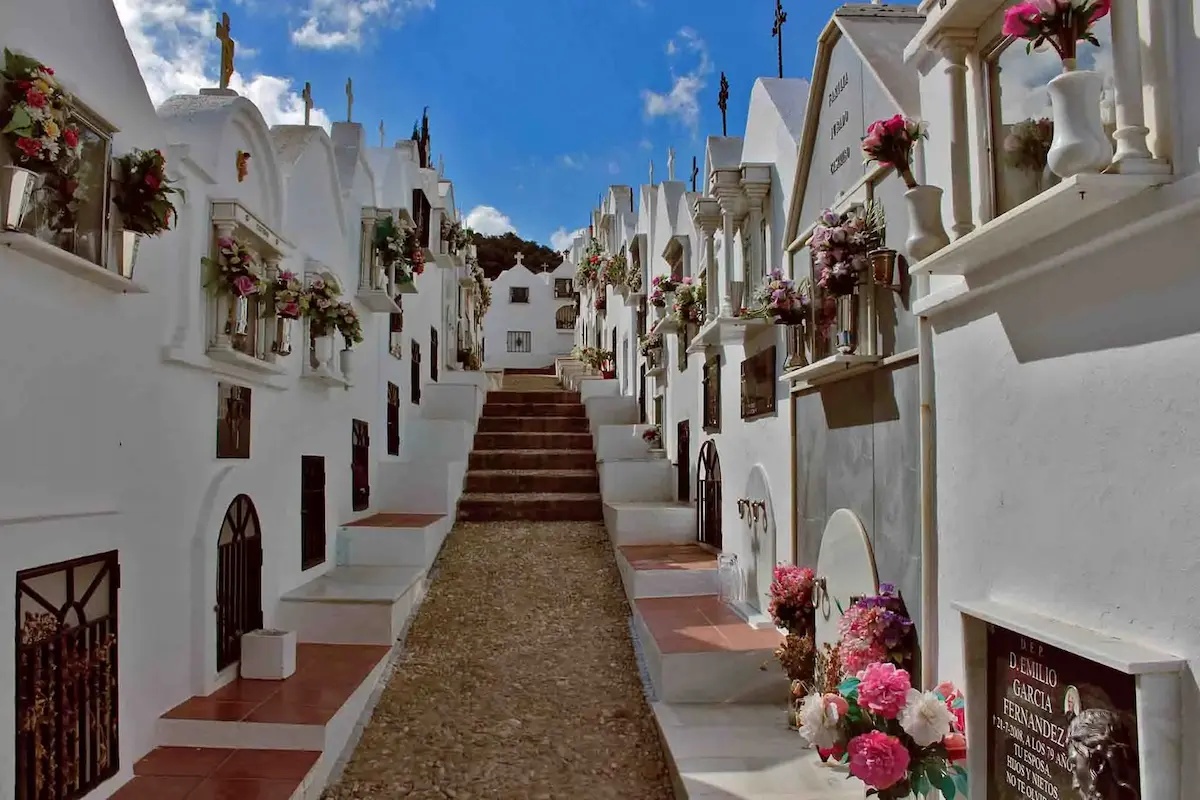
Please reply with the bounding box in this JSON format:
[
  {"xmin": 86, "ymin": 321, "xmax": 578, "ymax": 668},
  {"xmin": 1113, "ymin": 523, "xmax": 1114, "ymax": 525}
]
[
  {"xmin": 345, "ymin": 77, "xmax": 354, "ymax": 122},
  {"xmin": 718, "ymin": 72, "xmax": 730, "ymax": 136},
  {"xmin": 514, "ymin": 253, "xmax": 525, "ymax": 267},
  {"xmin": 302, "ymin": 82, "xmax": 313, "ymax": 126},
  {"xmin": 379, "ymin": 120, "xmax": 385, "ymax": 147},
  {"xmin": 772, "ymin": 0, "xmax": 788, "ymax": 79}
]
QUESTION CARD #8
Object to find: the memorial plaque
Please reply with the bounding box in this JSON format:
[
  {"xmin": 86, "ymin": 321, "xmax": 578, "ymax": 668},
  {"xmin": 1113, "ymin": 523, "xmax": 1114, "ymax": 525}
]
[{"xmin": 986, "ymin": 624, "xmax": 1141, "ymax": 800}]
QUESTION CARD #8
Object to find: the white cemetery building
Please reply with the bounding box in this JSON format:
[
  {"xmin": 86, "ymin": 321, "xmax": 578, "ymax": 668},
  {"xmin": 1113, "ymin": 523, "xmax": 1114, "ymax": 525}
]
[
  {"xmin": 0, "ymin": 1, "xmax": 491, "ymax": 796},
  {"xmin": 481, "ymin": 253, "xmax": 577, "ymax": 370}
]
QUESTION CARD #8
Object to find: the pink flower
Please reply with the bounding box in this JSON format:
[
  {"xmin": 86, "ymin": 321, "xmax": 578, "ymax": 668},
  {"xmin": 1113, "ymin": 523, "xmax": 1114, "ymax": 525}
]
[
  {"xmin": 856, "ymin": 662, "xmax": 912, "ymax": 719},
  {"xmin": 216, "ymin": 236, "xmax": 235, "ymax": 250},
  {"xmin": 279, "ymin": 270, "xmax": 297, "ymax": 283},
  {"xmin": 15, "ymin": 137, "xmax": 42, "ymax": 158},
  {"xmin": 847, "ymin": 731, "xmax": 910, "ymax": 790},
  {"xmin": 24, "ymin": 88, "xmax": 47, "ymax": 108},
  {"xmin": 1089, "ymin": 0, "xmax": 1111, "ymax": 20},
  {"xmin": 232, "ymin": 275, "xmax": 259, "ymax": 297},
  {"xmin": 278, "ymin": 301, "xmax": 301, "ymax": 319},
  {"xmin": 1002, "ymin": 3, "xmax": 1043, "ymax": 37}
]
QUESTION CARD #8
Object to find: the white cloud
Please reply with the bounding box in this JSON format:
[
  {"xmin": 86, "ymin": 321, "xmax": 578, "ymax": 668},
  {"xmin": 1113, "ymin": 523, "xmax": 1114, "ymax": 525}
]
[
  {"xmin": 607, "ymin": 160, "xmax": 621, "ymax": 175},
  {"xmin": 115, "ymin": 0, "xmax": 332, "ymax": 130},
  {"xmin": 558, "ymin": 154, "xmax": 585, "ymax": 170},
  {"xmin": 639, "ymin": 138, "xmax": 653, "ymax": 151},
  {"xmin": 551, "ymin": 226, "xmax": 587, "ymax": 252},
  {"xmin": 641, "ymin": 27, "xmax": 712, "ymax": 132},
  {"xmin": 465, "ymin": 205, "xmax": 517, "ymax": 236},
  {"xmin": 291, "ymin": 0, "xmax": 436, "ymax": 50}
]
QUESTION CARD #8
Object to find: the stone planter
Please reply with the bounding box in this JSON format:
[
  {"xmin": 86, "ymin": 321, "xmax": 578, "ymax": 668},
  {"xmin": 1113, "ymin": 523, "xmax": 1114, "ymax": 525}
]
[
  {"xmin": 240, "ymin": 628, "xmax": 297, "ymax": 680},
  {"xmin": 904, "ymin": 186, "xmax": 951, "ymax": 263},
  {"xmin": 1047, "ymin": 69, "xmax": 1113, "ymax": 178},
  {"xmin": 0, "ymin": 165, "xmax": 41, "ymax": 231}
]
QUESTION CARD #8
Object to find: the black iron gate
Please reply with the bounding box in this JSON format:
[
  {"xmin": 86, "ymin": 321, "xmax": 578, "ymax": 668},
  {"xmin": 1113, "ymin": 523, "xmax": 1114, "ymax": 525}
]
[
  {"xmin": 216, "ymin": 495, "xmax": 263, "ymax": 671},
  {"xmin": 300, "ymin": 455, "xmax": 326, "ymax": 570},
  {"xmin": 639, "ymin": 364, "xmax": 647, "ymax": 424},
  {"xmin": 697, "ymin": 440, "xmax": 722, "ymax": 550},
  {"xmin": 676, "ymin": 420, "xmax": 690, "ymax": 502},
  {"xmin": 16, "ymin": 551, "xmax": 121, "ymax": 800},
  {"xmin": 430, "ymin": 326, "xmax": 439, "ymax": 382},
  {"xmin": 352, "ymin": 419, "xmax": 370, "ymax": 512}
]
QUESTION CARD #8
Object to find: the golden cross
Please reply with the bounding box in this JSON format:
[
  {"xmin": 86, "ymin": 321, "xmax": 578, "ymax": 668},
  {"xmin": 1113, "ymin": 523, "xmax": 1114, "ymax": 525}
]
[
  {"xmin": 216, "ymin": 12, "xmax": 235, "ymax": 90},
  {"xmin": 302, "ymin": 82, "xmax": 313, "ymax": 126},
  {"xmin": 345, "ymin": 77, "xmax": 354, "ymax": 122}
]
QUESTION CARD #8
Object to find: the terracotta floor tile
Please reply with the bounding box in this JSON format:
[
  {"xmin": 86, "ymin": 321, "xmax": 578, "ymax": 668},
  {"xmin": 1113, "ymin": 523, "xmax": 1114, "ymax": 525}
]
[
  {"xmin": 345, "ymin": 512, "xmax": 445, "ymax": 528},
  {"xmin": 208, "ymin": 680, "xmax": 282, "ymax": 704},
  {"xmin": 245, "ymin": 695, "xmax": 336, "ymax": 725},
  {"xmin": 215, "ymin": 749, "xmax": 320, "ymax": 780},
  {"xmin": 164, "ymin": 698, "xmax": 258, "ymax": 722},
  {"xmin": 187, "ymin": 777, "xmax": 301, "ymax": 800},
  {"xmin": 621, "ymin": 544, "xmax": 719, "ymax": 571},
  {"xmin": 274, "ymin": 682, "xmax": 355, "ymax": 709},
  {"xmin": 134, "ymin": 747, "xmax": 235, "ymax": 777},
  {"xmin": 718, "ymin": 625, "xmax": 785, "ymax": 650},
  {"xmin": 110, "ymin": 776, "xmax": 204, "ymax": 799}
]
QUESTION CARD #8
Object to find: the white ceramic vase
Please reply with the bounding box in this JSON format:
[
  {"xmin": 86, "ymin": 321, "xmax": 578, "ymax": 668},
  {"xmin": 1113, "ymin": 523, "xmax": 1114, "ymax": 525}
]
[
  {"xmin": 904, "ymin": 186, "xmax": 951, "ymax": 263},
  {"xmin": 1046, "ymin": 69, "xmax": 1113, "ymax": 178}
]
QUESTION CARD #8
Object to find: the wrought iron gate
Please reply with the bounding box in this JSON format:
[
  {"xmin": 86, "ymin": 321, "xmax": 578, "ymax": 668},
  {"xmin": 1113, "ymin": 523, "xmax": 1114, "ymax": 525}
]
[
  {"xmin": 216, "ymin": 495, "xmax": 263, "ymax": 671},
  {"xmin": 352, "ymin": 419, "xmax": 370, "ymax": 512},
  {"xmin": 300, "ymin": 456, "xmax": 326, "ymax": 570},
  {"xmin": 697, "ymin": 440, "xmax": 722, "ymax": 550},
  {"xmin": 676, "ymin": 420, "xmax": 690, "ymax": 502},
  {"xmin": 430, "ymin": 326, "xmax": 439, "ymax": 382}
]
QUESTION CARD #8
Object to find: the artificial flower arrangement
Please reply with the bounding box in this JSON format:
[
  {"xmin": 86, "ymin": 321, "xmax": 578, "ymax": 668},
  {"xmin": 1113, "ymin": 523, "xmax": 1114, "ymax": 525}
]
[
  {"xmin": 601, "ymin": 250, "xmax": 628, "ymax": 290},
  {"xmin": 265, "ymin": 269, "xmax": 307, "ymax": 320},
  {"xmin": 812, "ymin": 203, "xmax": 885, "ymax": 298},
  {"xmin": 112, "ymin": 148, "xmax": 183, "ymax": 235},
  {"xmin": 767, "ymin": 566, "xmax": 819, "ymax": 706},
  {"xmin": 575, "ymin": 238, "xmax": 605, "ymax": 288},
  {"xmin": 862, "ymin": 116, "xmax": 928, "ymax": 190},
  {"xmin": 331, "ymin": 301, "xmax": 364, "ymax": 349},
  {"xmin": 304, "ymin": 273, "xmax": 344, "ymax": 337},
  {"xmin": 476, "ymin": 274, "xmax": 493, "ymax": 315},
  {"xmin": 749, "ymin": 270, "xmax": 810, "ymax": 325},
  {"xmin": 1003, "ymin": 0, "xmax": 1110, "ymax": 69},
  {"xmin": 1004, "ymin": 117, "xmax": 1054, "ymax": 173},
  {"xmin": 374, "ymin": 216, "xmax": 424, "ymax": 283},
  {"xmin": 202, "ymin": 235, "xmax": 265, "ymax": 298},
  {"xmin": 1, "ymin": 49, "xmax": 82, "ymax": 174},
  {"xmin": 837, "ymin": 584, "xmax": 916, "ymax": 677},
  {"xmin": 642, "ymin": 424, "xmax": 662, "ymax": 448},
  {"xmin": 440, "ymin": 218, "xmax": 474, "ymax": 254},
  {"xmin": 797, "ymin": 662, "xmax": 968, "ymax": 800},
  {"xmin": 628, "ymin": 264, "xmax": 644, "ymax": 293},
  {"xmin": 648, "ymin": 274, "xmax": 678, "ymax": 308},
  {"xmin": 594, "ymin": 295, "xmax": 607, "ymax": 312},
  {"xmin": 638, "ymin": 331, "xmax": 663, "ymax": 356},
  {"xmin": 671, "ymin": 276, "xmax": 704, "ymax": 326}
]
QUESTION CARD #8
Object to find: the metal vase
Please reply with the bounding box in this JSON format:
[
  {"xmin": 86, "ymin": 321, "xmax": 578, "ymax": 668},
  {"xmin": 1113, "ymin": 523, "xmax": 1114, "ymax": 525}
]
[
  {"xmin": 272, "ymin": 317, "xmax": 293, "ymax": 357},
  {"xmin": 730, "ymin": 280, "xmax": 745, "ymax": 316},
  {"xmin": 869, "ymin": 248, "xmax": 899, "ymax": 292},
  {"xmin": 340, "ymin": 348, "xmax": 353, "ymax": 381},
  {"xmin": 116, "ymin": 230, "xmax": 143, "ymax": 279},
  {"xmin": 784, "ymin": 323, "xmax": 807, "ymax": 370},
  {"xmin": 226, "ymin": 295, "xmax": 250, "ymax": 347},
  {"xmin": 1, "ymin": 165, "xmax": 41, "ymax": 231},
  {"xmin": 835, "ymin": 293, "xmax": 858, "ymax": 355}
]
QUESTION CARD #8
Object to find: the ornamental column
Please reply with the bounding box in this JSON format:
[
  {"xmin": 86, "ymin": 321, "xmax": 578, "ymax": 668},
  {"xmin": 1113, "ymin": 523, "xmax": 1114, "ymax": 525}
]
[
  {"xmin": 1108, "ymin": 0, "xmax": 1167, "ymax": 173},
  {"xmin": 935, "ymin": 35, "xmax": 975, "ymax": 240},
  {"xmin": 741, "ymin": 169, "xmax": 771, "ymax": 291},
  {"xmin": 710, "ymin": 169, "xmax": 744, "ymax": 318},
  {"xmin": 692, "ymin": 196, "xmax": 722, "ymax": 322}
]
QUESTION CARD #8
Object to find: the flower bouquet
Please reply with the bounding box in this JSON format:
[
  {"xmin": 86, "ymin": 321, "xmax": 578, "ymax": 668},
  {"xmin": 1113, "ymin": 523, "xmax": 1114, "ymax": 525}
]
[
  {"xmin": 112, "ymin": 148, "xmax": 182, "ymax": 235},
  {"xmin": 638, "ymin": 332, "xmax": 663, "ymax": 357},
  {"xmin": 1002, "ymin": 0, "xmax": 1110, "ymax": 69},
  {"xmin": 768, "ymin": 565, "xmax": 817, "ymax": 635},
  {"xmin": 304, "ymin": 273, "xmax": 343, "ymax": 338},
  {"xmin": 203, "ymin": 236, "xmax": 265, "ymax": 298},
  {"xmin": 576, "ymin": 238, "xmax": 604, "ymax": 288},
  {"xmin": 375, "ymin": 216, "xmax": 423, "ymax": 286},
  {"xmin": 672, "ymin": 276, "xmax": 704, "ymax": 327},
  {"xmin": 750, "ymin": 270, "xmax": 810, "ymax": 325},
  {"xmin": 601, "ymin": 251, "xmax": 628, "ymax": 290},
  {"xmin": 628, "ymin": 264, "xmax": 644, "ymax": 293},
  {"xmin": 331, "ymin": 301, "xmax": 364, "ymax": 348},
  {"xmin": 798, "ymin": 662, "xmax": 969, "ymax": 799},
  {"xmin": 862, "ymin": 115, "xmax": 928, "ymax": 190},
  {"xmin": 642, "ymin": 424, "xmax": 662, "ymax": 449},
  {"xmin": 837, "ymin": 584, "xmax": 916, "ymax": 678},
  {"xmin": 1003, "ymin": 117, "xmax": 1054, "ymax": 173},
  {"xmin": 267, "ymin": 270, "xmax": 307, "ymax": 320},
  {"xmin": 812, "ymin": 204, "xmax": 885, "ymax": 298},
  {"xmin": 1, "ymin": 50, "xmax": 81, "ymax": 175}
]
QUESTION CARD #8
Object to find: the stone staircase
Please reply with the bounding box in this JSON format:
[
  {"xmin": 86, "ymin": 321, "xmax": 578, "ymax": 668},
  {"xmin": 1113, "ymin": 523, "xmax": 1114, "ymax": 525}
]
[{"xmin": 458, "ymin": 373, "xmax": 604, "ymax": 522}]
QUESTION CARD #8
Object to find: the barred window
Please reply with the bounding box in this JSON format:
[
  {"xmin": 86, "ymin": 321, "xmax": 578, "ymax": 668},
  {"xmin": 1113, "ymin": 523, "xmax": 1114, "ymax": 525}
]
[{"xmin": 507, "ymin": 331, "xmax": 532, "ymax": 353}]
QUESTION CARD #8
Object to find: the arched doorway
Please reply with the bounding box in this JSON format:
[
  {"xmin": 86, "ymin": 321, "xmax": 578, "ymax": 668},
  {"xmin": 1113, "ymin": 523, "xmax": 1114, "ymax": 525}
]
[
  {"xmin": 216, "ymin": 494, "xmax": 263, "ymax": 671},
  {"xmin": 697, "ymin": 440, "xmax": 722, "ymax": 550}
]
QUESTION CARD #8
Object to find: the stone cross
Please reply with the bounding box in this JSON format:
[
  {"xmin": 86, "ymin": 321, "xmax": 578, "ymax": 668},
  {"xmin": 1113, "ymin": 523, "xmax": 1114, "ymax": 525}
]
[
  {"xmin": 514, "ymin": 253, "xmax": 525, "ymax": 268},
  {"xmin": 302, "ymin": 82, "xmax": 313, "ymax": 126},
  {"xmin": 345, "ymin": 77, "xmax": 354, "ymax": 122},
  {"xmin": 691, "ymin": 156, "xmax": 699, "ymax": 192},
  {"xmin": 667, "ymin": 147, "xmax": 675, "ymax": 181},
  {"xmin": 216, "ymin": 12, "xmax": 235, "ymax": 90},
  {"xmin": 378, "ymin": 120, "xmax": 385, "ymax": 147},
  {"xmin": 438, "ymin": 154, "xmax": 445, "ymax": 178},
  {"xmin": 649, "ymin": 159, "xmax": 655, "ymax": 186},
  {"xmin": 718, "ymin": 72, "xmax": 730, "ymax": 136},
  {"xmin": 772, "ymin": 0, "xmax": 788, "ymax": 79}
]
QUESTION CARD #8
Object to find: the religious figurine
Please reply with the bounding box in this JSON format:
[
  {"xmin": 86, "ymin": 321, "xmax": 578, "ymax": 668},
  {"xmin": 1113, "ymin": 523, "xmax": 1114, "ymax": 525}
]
[
  {"xmin": 216, "ymin": 12, "xmax": 235, "ymax": 90},
  {"xmin": 1066, "ymin": 707, "xmax": 1140, "ymax": 800},
  {"xmin": 667, "ymin": 147, "xmax": 675, "ymax": 181},
  {"xmin": 345, "ymin": 77, "xmax": 354, "ymax": 122},
  {"xmin": 236, "ymin": 150, "xmax": 251, "ymax": 183}
]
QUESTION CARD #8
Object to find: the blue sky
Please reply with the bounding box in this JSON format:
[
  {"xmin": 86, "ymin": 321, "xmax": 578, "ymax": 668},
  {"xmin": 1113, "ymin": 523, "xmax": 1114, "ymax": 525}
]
[{"xmin": 118, "ymin": 0, "xmax": 845, "ymax": 250}]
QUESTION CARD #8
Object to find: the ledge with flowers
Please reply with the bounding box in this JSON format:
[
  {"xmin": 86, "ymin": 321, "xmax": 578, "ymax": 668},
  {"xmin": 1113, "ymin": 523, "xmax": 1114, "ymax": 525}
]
[
  {"xmin": 1, "ymin": 49, "xmax": 181, "ymax": 293},
  {"xmin": 371, "ymin": 213, "xmax": 425, "ymax": 298},
  {"xmin": 639, "ymin": 331, "xmax": 665, "ymax": 376},
  {"xmin": 687, "ymin": 270, "xmax": 803, "ymax": 355}
]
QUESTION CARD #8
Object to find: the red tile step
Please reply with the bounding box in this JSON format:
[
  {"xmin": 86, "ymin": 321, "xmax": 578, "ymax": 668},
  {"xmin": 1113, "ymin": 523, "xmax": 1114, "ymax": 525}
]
[
  {"xmin": 112, "ymin": 747, "xmax": 320, "ymax": 800},
  {"xmin": 465, "ymin": 469, "xmax": 600, "ymax": 494},
  {"xmin": 634, "ymin": 595, "xmax": 782, "ymax": 654},
  {"xmin": 482, "ymin": 402, "xmax": 585, "ymax": 418},
  {"xmin": 476, "ymin": 415, "xmax": 590, "ymax": 433},
  {"xmin": 468, "ymin": 449, "xmax": 596, "ymax": 470},
  {"xmin": 343, "ymin": 512, "xmax": 446, "ymax": 528},
  {"xmin": 620, "ymin": 543, "xmax": 720, "ymax": 572},
  {"xmin": 473, "ymin": 432, "xmax": 593, "ymax": 451},
  {"xmin": 485, "ymin": 390, "xmax": 579, "ymax": 404},
  {"xmin": 457, "ymin": 493, "xmax": 604, "ymax": 521}
]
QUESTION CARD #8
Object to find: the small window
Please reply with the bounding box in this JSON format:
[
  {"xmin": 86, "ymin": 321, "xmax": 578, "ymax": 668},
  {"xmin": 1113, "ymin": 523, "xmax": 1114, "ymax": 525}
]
[
  {"xmin": 555, "ymin": 305, "xmax": 577, "ymax": 330},
  {"xmin": 386, "ymin": 382, "xmax": 400, "ymax": 455},
  {"xmin": 351, "ymin": 420, "xmax": 370, "ymax": 512},
  {"xmin": 554, "ymin": 279, "xmax": 574, "ymax": 299},
  {"xmin": 300, "ymin": 456, "xmax": 326, "ymax": 569},
  {"xmin": 703, "ymin": 354, "xmax": 721, "ymax": 433},
  {"xmin": 430, "ymin": 326, "xmax": 439, "ymax": 382},
  {"xmin": 510, "ymin": 286, "xmax": 530, "ymax": 304},
  {"xmin": 216, "ymin": 382, "xmax": 251, "ymax": 459},
  {"xmin": 507, "ymin": 331, "xmax": 532, "ymax": 353},
  {"xmin": 411, "ymin": 341, "xmax": 422, "ymax": 405},
  {"xmin": 389, "ymin": 296, "xmax": 403, "ymax": 359},
  {"xmin": 740, "ymin": 346, "xmax": 777, "ymax": 420}
]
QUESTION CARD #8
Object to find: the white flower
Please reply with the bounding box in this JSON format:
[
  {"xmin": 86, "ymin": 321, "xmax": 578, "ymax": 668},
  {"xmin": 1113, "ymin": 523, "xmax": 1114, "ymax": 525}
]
[
  {"xmin": 898, "ymin": 689, "xmax": 955, "ymax": 748},
  {"xmin": 798, "ymin": 694, "xmax": 842, "ymax": 750}
]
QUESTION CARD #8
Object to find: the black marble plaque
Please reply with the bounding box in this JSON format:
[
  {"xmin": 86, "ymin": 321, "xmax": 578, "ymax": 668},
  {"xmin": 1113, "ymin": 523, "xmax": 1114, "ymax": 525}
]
[{"xmin": 986, "ymin": 624, "xmax": 1141, "ymax": 800}]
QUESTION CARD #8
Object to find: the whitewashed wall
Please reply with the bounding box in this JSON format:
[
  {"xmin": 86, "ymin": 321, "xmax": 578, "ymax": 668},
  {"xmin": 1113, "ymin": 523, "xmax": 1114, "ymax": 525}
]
[{"xmin": 482, "ymin": 263, "xmax": 571, "ymax": 369}]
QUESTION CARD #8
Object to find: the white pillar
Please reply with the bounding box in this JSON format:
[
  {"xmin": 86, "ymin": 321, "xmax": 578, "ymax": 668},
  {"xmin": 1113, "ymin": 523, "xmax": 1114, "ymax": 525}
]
[
  {"xmin": 720, "ymin": 210, "xmax": 735, "ymax": 317},
  {"xmin": 1108, "ymin": 0, "xmax": 1167, "ymax": 173},
  {"xmin": 938, "ymin": 37, "xmax": 974, "ymax": 240}
]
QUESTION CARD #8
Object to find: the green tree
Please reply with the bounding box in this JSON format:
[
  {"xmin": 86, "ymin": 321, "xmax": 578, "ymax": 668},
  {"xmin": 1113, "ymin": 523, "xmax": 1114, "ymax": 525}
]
[{"xmin": 471, "ymin": 231, "xmax": 564, "ymax": 280}]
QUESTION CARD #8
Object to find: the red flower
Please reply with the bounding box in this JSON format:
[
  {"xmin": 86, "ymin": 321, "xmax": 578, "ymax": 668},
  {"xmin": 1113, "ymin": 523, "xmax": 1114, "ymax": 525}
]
[
  {"xmin": 145, "ymin": 171, "xmax": 161, "ymax": 189},
  {"xmin": 24, "ymin": 88, "xmax": 47, "ymax": 108},
  {"xmin": 15, "ymin": 137, "xmax": 41, "ymax": 158},
  {"xmin": 40, "ymin": 66, "xmax": 54, "ymax": 75},
  {"xmin": 16, "ymin": 80, "xmax": 30, "ymax": 90},
  {"xmin": 62, "ymin": 128, "xmax": 79, "ymax": 149}
]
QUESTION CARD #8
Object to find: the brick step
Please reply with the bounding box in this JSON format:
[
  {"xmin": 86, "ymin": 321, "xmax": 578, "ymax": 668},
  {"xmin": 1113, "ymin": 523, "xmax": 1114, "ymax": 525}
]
[
  {"xmin": 486, "ymin": 390, "xmax": 578, "ymax": 404},
  {"xmin": 476, "ymin": 416, "xmax": 591, "ymax": 434},
  {"xmin": 458, "ymin": 493, "xmax": 604, "ymax": 522},
  {"xmin": 465, "ymin": 469, "xmax": 600, "ymax": 494},
  {"xmin": 482, "ymin": 403, "xmax": 585, "ymax": 418},
  {"xmin": 473, "ymin": 432, "xmax": 593, "ymax": 451},
  {"xmin": 468, "ymin": 449, "xmax": 597, "ymax": 470}
]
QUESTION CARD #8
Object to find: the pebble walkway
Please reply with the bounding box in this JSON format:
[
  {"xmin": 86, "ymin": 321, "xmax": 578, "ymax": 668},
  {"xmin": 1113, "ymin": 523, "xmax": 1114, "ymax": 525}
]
[{"xmin": 322, "ymin": 519, "xmax": 675, "ymax": 799}]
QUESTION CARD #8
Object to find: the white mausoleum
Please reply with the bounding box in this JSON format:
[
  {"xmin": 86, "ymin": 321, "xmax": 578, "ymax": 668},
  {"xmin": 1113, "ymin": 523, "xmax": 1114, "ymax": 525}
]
[{"xmin": 482, "ymin": 253, "xmax": 577, "ymax": 370}]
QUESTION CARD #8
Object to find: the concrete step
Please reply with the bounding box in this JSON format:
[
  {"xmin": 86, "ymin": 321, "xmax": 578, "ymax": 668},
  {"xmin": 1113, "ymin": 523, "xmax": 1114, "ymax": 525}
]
[
  {"xmin": 473, "ymin": 432, "xmax": 593, "ymax": 451},
  {"xmin": 482, "ymin": 402, "xmax": 586, "ymax": 418},
  {"xmin": 633, "ymin": 595, "xmax": 785, "ymax": 704},
  {"xmin": 477, "ymin": 416, "xmax": 591, "ymax": 434},
  {"xmin": 595, "ymin": 424, "xmax": 660, "ymax": 461},
  {"xmin": 276, "ymin": 566, "xmax": 426, "ymax": 646},
  {"xmin": 615, "ymin": 543, "xmax": 720, "ymax": 601},
  {"xmin": 604, "ymin": 501, "xmax": 697, "ymax": 545},
  {"xmin": 599, "ymin": 458, "xmax": 673, "ymax": 503},
  {"xmin": 465, "ymin": 469, "xmax": 600, "ymax": 494},
  {"xmin": 584, "ymin": 395, "xmax": 639, "ymax": 430},
  {"xmin": 418, "ymin": 382, "xmax": 484, "ymax": 423},
  {"xmin": 117, "ymin": 747, "xmax": 322, "ymax": 800},
  {"xmin": 486, "ymin": 390, "xmax": 578, "ymax": 404},
  {"xmin": 336, "ymin": 512, "xmax": 451, "ymax": 568},
  {"xmin": 458, "ymin": 492, "xmax": 604, "ymax": 521},
  {"xmin": 578, "ymin": 378, "xmax": 620, "ymax": 400},
  {"xmin": 468, "ymin": 449, "xmax": 597, "ymax": 471},
  {"xmin": 375, "ymin": 461, "xmax": 468, "ymax": 515}
]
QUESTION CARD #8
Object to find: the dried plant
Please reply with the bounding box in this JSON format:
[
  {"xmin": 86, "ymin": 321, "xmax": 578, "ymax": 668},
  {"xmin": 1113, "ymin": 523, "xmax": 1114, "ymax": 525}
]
[{"xmin": 775, "ymin": 631, "xmax": 816, "ymax": 689}]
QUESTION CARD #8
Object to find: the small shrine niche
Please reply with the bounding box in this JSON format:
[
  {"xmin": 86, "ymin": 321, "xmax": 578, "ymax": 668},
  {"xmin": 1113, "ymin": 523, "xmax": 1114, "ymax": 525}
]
[{"xmin": 357, "ymin": 206, "xmax": 413, "ymax": 312}]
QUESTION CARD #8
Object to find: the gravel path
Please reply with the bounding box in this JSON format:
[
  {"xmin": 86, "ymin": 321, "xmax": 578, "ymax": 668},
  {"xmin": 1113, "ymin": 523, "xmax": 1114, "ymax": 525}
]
[{"xmin": 323, "ymin": 520, "xmax": 674, "ymax": 800}]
